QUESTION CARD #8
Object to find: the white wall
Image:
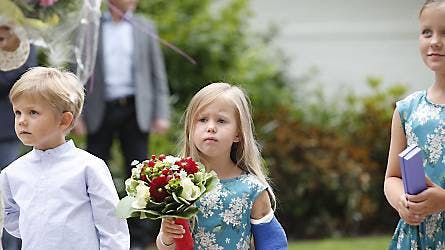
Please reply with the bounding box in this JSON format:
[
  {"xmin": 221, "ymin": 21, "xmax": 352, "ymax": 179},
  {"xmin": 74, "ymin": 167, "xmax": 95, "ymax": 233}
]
[{"xmin": 249, "ymin": 0, "xmax": 434, "ymax": 98}]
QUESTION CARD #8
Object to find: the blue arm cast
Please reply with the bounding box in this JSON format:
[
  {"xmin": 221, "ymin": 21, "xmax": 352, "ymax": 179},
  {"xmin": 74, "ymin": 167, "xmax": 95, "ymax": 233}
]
[{"xmin": 252, "ymin": 216, "xmax": 288, "ymax": 250}]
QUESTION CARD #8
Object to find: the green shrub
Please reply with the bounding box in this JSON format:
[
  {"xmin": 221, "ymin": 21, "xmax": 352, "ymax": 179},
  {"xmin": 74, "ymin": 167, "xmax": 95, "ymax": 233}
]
[{"xmin": 258, "ymin": 78, "xmax": 406, "ymax": 238}]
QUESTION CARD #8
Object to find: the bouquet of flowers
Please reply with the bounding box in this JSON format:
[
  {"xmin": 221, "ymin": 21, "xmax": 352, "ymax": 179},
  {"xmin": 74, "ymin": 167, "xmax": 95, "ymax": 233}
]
[
  {"xmin": 12, "ymin": 0, "xmax": 81, "ymax": 27},
  {"xmin": 116, "ymin": 154, "xmax": 219, "ymax": 249},
  {"xmin": 0, "ymin": 0, "xmax": 101, "ymax": 84}
]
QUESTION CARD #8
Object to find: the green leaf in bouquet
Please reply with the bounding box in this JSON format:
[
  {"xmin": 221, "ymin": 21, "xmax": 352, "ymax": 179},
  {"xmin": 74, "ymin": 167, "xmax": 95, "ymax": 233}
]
[
  {"xmin": 180, "ymin": 206, "xmax": 199, "ymax": 218},
  {"xmin": 177, "ymin": 204, "xmax": 187, "ymax": 213},
  {"xmin": 172, "ymin": 192, "xmax": 182, "ymax": 204},
  {"xmin": 177, "ymin": 195, "xmax": 191, "ymax": 206},
  {"xmin": 164, "ymin": 209, "xmax": 180, "ymax": 215},
  {"xmin": 164, "ymin": 196, "xmax": 174, "ymax": 203},
  {"xmin": 161, "ymin": 202, "xmax": 181, "ymax": 214},
  {"xmin": 172, "ymin": 193, "xmax": 190, "ymax": 205},
  {"xmin": 159, "ymin": 214, "xmax": 189, "ymax": 220},
  {"xmin": 146, "ymin": 200, "xmax": 165, "ymax": 210},
  {"xmin": 134, "ymin": 209, "xmax": 161, "ymax": 219},
  {"xmin": 204, "ymin": 173, "xmax": 219, "ymax": 192}
]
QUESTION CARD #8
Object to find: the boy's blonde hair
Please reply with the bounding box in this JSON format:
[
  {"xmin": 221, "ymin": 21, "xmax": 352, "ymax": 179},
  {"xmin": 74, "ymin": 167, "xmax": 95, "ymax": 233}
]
[
  {"xmin": 180, "ymin": 82, "xmax": 276, "ymax": 207},
  {"xmin": 9, "ymin": 67, "xmax": 84, "ymax": 130}
]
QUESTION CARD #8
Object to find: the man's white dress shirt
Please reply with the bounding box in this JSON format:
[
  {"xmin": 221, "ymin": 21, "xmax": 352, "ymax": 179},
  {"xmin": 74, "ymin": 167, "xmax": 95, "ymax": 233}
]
[
  {"xmin": 103, "ymin": 12, "xmax": 135, "ymax": 101},
  {"xmin": 0, "ymin": 140, "xmax": 130, "ymax": 250}
]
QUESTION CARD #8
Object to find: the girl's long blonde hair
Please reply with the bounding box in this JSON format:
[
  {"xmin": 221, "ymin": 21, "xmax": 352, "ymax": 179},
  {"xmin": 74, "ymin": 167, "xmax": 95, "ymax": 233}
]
[{"xmin": 180, "ymin": 82, "xmax": 276, "ymax": 207}]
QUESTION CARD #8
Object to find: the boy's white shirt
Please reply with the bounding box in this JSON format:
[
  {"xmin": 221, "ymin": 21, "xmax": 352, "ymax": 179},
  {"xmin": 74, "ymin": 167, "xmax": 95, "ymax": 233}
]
[{"xmin": 0, "ymin": 140, "xmax": 129, "ymax": 250}]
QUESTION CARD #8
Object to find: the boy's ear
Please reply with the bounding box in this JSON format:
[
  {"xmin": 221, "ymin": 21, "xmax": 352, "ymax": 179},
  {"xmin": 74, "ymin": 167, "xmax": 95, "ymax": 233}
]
[{"xmin": 60, "ymin": 111, "xmax": 74, "ymax": 130}]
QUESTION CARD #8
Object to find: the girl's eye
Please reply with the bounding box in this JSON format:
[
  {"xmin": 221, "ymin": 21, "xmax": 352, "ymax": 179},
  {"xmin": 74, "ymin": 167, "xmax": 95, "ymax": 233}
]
[
  {"xmin": 198, "ymin": 118, "xmax": 207, "ymax": 122},
  {"xmin": 218, "ymin": 119, "xmax": 226, "ymax": 123},
  {"xmin": 422, "ymin": 29, "xmax": 432, "ymax": 38},
  {"xmin": 30, "ymin": 110, "xmax": 39, "ymax": 116},
  {"xmin": 14, "ymin": 110, "xmax": 21, "ymax": 116}
]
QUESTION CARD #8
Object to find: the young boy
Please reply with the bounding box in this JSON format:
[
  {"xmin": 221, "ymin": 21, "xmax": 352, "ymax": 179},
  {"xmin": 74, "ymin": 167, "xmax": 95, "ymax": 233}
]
[{"xmin": 0, "ymin": 67, "xmax": 130, "ymax": 249}]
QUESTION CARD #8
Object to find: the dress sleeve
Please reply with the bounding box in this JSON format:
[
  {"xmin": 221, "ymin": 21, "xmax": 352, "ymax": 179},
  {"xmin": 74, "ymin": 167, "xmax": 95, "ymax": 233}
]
[
  {"xmin": 0, "ymin": 171, "xmax": 20, "ymax": 238},
  {"xmin": 249, "ymin": 175, "xmax": 268, "ymax": 205},
  {"xmin": 86, "ymin": 159, "xmax": 130, "ymax": 250},
  {"xmin": 395, "ymin": 91, "xmax": 423, "ymax": 135}
]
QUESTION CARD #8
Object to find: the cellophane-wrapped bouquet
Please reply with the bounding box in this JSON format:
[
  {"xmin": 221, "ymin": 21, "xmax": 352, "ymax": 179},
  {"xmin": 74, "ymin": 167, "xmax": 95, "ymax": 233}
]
[
  {"xmin": 116, "ymin": 154, "xmax": 218, "ymax": 249},
  {"xmin": 0, "ymin": 0, "xmax": 101, "ymax": 83}
]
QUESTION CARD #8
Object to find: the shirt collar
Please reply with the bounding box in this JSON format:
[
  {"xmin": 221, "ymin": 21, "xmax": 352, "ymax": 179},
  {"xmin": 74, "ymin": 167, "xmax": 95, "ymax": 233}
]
[
  {"xmin": 103, "ymin": 11, "xmax": 134, "ymax": 23},
  {"xmin": 30, "ymin": 140, "xmax": 75, "ymax": 160}
]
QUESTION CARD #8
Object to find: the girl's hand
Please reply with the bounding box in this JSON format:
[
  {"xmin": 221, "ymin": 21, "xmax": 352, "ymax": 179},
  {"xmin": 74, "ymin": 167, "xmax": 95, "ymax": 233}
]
[
  {"xmin": 160, "ymin": 218, "xmax": 185, "ymax": 246},
  {"xmin": 397, "ymin": 193, "xmax": 423, "ymax": 225},
  {"xmin": 406, "ymin": 177, "xmax": 445, "ymax": 219}
]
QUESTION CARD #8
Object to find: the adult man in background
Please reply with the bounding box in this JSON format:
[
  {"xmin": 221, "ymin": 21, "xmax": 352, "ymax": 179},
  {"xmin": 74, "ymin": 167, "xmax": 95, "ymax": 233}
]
[{"xmin": 74, "ymin": 0, "xmax": 170, "ymax": 249}]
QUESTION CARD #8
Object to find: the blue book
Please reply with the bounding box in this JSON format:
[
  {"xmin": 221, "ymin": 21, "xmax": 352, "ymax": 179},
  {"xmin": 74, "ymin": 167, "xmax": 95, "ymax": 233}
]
[{"xmin": 398, "ymin": 145, "xmax": 427, "ymax": 195}]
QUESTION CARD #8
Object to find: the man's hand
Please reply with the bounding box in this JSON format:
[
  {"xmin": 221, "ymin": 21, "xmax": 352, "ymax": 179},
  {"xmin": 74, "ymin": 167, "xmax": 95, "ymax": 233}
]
[{"xmin": 151, "ymin": 118, "xmax": 170, "ymax": 134}]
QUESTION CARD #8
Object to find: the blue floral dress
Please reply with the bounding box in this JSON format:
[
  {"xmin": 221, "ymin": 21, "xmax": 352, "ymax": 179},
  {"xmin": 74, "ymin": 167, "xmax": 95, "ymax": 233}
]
[
  {"xmin": 390, "ymin": 90, "xmax": 445, "ymax": 249},
  {"xmin": 192, "ymin": 172, "xmax": 266, "ymax": 250}
]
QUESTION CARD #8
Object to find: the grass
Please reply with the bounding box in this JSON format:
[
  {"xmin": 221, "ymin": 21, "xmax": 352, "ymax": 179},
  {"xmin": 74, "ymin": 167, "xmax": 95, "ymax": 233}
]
[
  {"xmin": 147, "ymin": 235, "xmax": 392, "ymax": 250},
  {"xmin": 289, "ymin": 235, "xmax": 392, "ymax": 250}
]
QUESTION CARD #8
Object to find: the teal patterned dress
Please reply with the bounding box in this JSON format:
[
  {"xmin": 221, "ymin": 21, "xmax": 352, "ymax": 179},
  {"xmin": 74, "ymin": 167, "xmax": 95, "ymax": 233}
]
[
  {"xmin": 192, "ymin": 172, "xmax": 266, "ymax": 250},
  {"xmin": 390, "ymin": 90, "xmax": 445, "ymax": 249}
]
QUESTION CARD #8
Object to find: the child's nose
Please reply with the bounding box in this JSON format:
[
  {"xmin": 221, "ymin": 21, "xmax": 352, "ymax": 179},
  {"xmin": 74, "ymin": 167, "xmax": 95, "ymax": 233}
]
[
  {"xmin": 17, "ymin": 116, "xmax": 27, "ymax": 126},
  {"xmin": 207, "ymin": 123, "xmax": 216, "ymax": 133},
  {"xmin": 431, "ymin": 35, "xmax": 442, "ymax": 48}
]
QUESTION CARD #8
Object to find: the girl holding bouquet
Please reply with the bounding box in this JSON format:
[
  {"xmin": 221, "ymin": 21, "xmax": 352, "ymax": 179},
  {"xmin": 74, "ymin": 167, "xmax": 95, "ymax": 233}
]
[
  {"xmin": 156, "ymin": 82, "xmax": 288, "ymax": 249},
  {"xmin": 384, "ymin": 0, "xmax": 445, "ymax": 248}
]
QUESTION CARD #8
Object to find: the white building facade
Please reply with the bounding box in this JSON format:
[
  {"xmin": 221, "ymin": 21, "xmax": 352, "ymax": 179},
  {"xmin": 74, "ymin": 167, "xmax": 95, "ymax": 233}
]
[{"xmin": 249, "ymin": 0, "xmax": 433, "ymax": 98}]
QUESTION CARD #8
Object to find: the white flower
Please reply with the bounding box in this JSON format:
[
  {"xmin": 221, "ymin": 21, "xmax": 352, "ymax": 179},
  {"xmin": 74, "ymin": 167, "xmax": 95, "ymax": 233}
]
[
  {"xmin": 180, "ymin": 177, "xmax": 201, "ymax": 201},
  {"xmin": 125, "ymin": 178, "xmax": 139, "ymax": 196},
  {"xmin": 131, "ymin": 162, "xmax": 143, "ymax": 178},
  {"xmin": 131, "ymin": 183, "xmax": 151, "ymax": 209},
  {"xmin": 164, "ymin": 155, "xmax": 181, "ymax": 165}
]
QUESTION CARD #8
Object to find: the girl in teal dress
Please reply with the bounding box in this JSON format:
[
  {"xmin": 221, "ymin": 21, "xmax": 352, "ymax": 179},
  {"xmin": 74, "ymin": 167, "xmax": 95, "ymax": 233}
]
[
  {"xmin": 155, "ymin": 82, "xmax": 287, "ymax": 249},
  {"xmin": 385, "ymin": 1, "xmax": 445, "ymax": 249}
]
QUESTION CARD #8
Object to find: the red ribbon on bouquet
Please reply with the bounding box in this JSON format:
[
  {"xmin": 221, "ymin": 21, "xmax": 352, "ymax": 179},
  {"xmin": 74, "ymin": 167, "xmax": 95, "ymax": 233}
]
[{"xmin": 174, "ymin": 218, "xmax": 194, "ymax": 250}]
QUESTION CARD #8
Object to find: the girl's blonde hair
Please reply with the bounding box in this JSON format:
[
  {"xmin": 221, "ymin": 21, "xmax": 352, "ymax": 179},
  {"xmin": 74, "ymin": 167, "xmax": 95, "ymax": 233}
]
[
  {"xmin": 180, "ymin": 82, "xmax": 276, "ymax": 207},
  {"xmin": 9, "ymin": 67, "xmax": 84, "ymax": 131},
  {"xmin": 420, "ymin": 0, "xmax": 445, "ymax": 15}
]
